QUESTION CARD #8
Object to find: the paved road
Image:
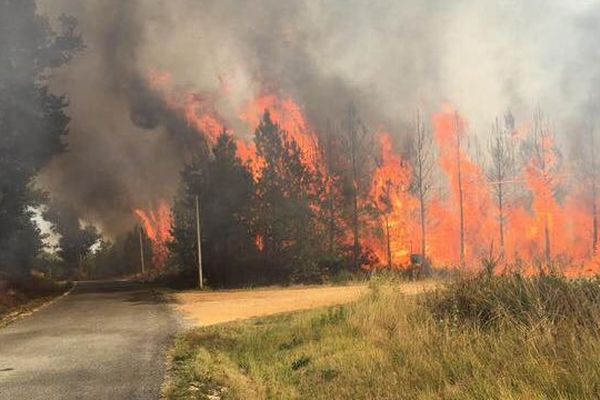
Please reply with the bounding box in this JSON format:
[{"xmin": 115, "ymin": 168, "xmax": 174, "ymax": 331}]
[{"xmin": 0, "ymin": 280, "xmax": 178, "ymax": 400}]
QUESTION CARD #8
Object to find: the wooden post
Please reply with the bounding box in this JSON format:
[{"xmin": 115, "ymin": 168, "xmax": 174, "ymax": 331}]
[
  {"xmin": 195, "ymin": 195, "xmax": 204, "ymax": 289},
  {"xmin": 138, "ymin": 226, "xmax": 145, "ymax": 274}
]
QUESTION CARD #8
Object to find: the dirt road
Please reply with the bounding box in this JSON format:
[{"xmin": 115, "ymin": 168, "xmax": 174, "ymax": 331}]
[{"xmin": 174, "ymin": 281, "xmax": 435, "ymax": 326}]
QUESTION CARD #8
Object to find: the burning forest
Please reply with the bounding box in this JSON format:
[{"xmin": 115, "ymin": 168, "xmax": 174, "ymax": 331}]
[
  {"xmin": 134, "ymin": 85, "xmax": 600, "ymax": 281},
  {"xmin": 9, "ymin": 2, "xmax": 600, "ymax": 399},
  {"xmin": 4, "ymin": 0, "xmax": 600, "ymax": 284}
]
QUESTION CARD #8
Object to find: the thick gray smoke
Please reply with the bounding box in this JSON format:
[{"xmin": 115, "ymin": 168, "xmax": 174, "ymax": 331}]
[{"xmin": 35, "ymin": 0, "xmax": 600, "ymax": 236}]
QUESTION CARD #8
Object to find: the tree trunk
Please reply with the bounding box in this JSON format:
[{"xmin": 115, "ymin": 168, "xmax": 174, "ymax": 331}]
[
  {"xmin": 385, "ymin": 215, "xmax": 392, "ymax": 269},
  {"xmin": 456, "ymin": 112, "xmax": 466, "ymax": 267},
  {"xmin": 593, "ymin": 183, "xmax": 598, "ymax": 253},
  {"xmin": 326, "ymin": 131, "xmax": 336, "ymax": 255},
  {"xmin": 591, "ymin": 125, "xmax": 598, "ymax": 253},
  {"xmin": 350, "ymin": 117, "xmax": 360, "ymax": 270},
  {"xmin": 544, "ymin": 217, "xmax": 551, "ymax": 266},
  {"xmin": 498, "ymin": 181, "xmax": 505, "ymax": 254}
]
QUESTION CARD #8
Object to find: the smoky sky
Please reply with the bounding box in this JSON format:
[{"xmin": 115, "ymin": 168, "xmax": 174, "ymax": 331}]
[{"xmin": 33, "ymin": 0, "xmax": 600, "ymax": 236}]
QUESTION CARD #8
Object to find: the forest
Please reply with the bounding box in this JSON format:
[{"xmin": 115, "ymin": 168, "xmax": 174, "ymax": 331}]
[{"xmin": 2, "ymin": 0, "xmax": 600, "ymax": 288}]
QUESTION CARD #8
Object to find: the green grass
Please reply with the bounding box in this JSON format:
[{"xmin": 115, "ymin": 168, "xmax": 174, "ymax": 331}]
[{"xmin": 165, "ymin": 275, "xmax": 600, "ymax": 399}]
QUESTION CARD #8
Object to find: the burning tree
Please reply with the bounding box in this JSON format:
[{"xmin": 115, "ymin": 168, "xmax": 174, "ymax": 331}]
[
  {"xmin": 572, "ymin": 117, "xmax": 599, "ymax": 255},
  {"xmin": 253, "ymin": 111, "xmax": 323, "ymax": 281},
  {"xmin": 341, "ymin": 104, "xmax": 374, "ymax": 270},
  {"xmin": 523, "ymin": 109, "xmax": 563, "ymax": 265},
  {"xmin": 431, "ymin": 106, "xmax": 496, "ymax": 268},
  {"xmin": 411, "ymin": 109, "xmax": 436, "ymax": 269},
  {"xmin": 370, "ymin": 133, "xmax": 417, "ymax": 268}
]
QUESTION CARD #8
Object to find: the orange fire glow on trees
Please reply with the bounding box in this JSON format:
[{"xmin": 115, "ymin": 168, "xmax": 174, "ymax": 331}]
[
  {"xmin": 368, "ymin": 132, "xmax": 417, "ymax": 268},
  {"xmin": 139, "ymin": 68, "xmax": 600, "ymax": 277},
  {"xmin": 133, "ymin": 201, "xmax": 173, "ymax": 269}
]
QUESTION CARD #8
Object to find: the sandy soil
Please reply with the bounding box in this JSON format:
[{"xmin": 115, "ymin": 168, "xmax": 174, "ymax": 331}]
[{"xmin": 173, "ymin": 281, "xmax": 436, "ymax": 327}]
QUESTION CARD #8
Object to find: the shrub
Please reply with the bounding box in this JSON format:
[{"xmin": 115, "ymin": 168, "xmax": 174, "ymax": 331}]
[{"xmin": 425, "ymin": 273, "xmax": 600, "ymax": 331}]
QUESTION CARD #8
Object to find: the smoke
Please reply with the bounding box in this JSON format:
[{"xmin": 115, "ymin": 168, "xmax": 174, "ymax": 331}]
[{"xmin": 34, "ymin": 0, "xmax": 600, "ymax": 236}]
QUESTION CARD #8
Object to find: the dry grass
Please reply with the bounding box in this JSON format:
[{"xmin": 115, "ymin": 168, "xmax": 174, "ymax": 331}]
[{"xmin": 165, "ymin": 275, "xmax": 600, "ymax": 399}]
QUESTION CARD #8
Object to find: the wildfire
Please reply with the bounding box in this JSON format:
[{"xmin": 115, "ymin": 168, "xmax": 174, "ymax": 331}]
[
  {"xmin": 428, "ymin": 106, "xmax": 496, "ymax": 265},
  {"xmin": 142, "ymin": 68, "xmax": 600, "ymax": 277},
  {"xmin": 239, "ymin": 93, "xmax": 320, "ymax": 169},
  {"xmin": 236, "ymin": 140, "xmax": 265, "ymax": 180},
  {"xmin": 133, "ymin": 201, "xmax": 173, "ymax": 269},
  {"xmin": 145, "ymin": 71, "xmax": 320, "ymax": 179},
  {"xmin": 181, "ymin": 93, "xmax": 225, "ymax": 144},
  {"xmin": 367, "ymin": 131, "xmax": 417, "ymax": 268}
]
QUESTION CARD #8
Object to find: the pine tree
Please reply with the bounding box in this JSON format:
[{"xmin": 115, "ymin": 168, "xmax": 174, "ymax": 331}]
[
  {"xmin": 253, "ymin": 111, "xmax": 322, "ymax": 282},
  {"xmin": 0, "ymin": 1, "xmax": 83, "ymax": 276},
  {"xmin": 170, "ymin": 131, "xmax": 257, "ymax": 287},
  {"xmin": 44, "ymin": 201, "xmax": 100, "ymax": 277}
]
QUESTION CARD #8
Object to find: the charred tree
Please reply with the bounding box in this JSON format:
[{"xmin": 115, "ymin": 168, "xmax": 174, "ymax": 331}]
[{"xmin": 322, "ymin": 121, "xmax": 339, "ymax": 255}]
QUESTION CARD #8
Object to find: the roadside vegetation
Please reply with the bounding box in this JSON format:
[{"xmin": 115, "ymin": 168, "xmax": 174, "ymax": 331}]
[
  {"xmin": 165, "ymin": 274, "xmax": 600, "ymax": 399},
  {"xmin": 0, "ymin": 276, "xmax": 71, "ymax": 326}
]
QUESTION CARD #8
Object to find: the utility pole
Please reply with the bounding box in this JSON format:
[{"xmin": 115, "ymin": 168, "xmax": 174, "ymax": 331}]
[
  {"xmin": 195, "ymin": 195, "xmax": 204, "ymax": 289},
  {"xmin": 138, "ymin": 226, "xmax": 145, "ymax": 274}
]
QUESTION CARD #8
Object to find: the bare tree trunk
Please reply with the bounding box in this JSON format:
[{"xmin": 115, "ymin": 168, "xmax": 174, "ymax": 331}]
[
  {"xmin": 495, "ymin": 118, "xmax": 505, "ymax": 255},
  {"xmin": 419, "ymin": 196, "xmax": 426, "ymax": 260},
  {"xmin": 412, "ymin": 108, "xmax": 434, "ymax": 275},
  {"xmin": 455, "ymin": 112, "xmax": 466, "ymax": 267},
  {"xmin": 593, "ymin": 182, "xmax": 598, "ymax": 253},
  {"xmin": 325, "ymin": 128, "xmax": 336, "ymax": 254},
  {"xmin": 544, "ymin": 217, "xmax": 551, "ymax": 265},
  {"xmin": 534, "ymin": 110, "xmax": 552, "ymax": 266},
  {"xmin": 498, "ymin": 180, "xmax": 505, "ymax": 253},
  {"xmin": 385, "ymin": 215, "xmax": 392, "ymax": 269},
  {"xmin": 416, "ymin": 111, "xmax": 427, "ymax": 262},
  {"xmin": 591, "ymin": 124, "xmax": 598, "ymax": 253},
  {"xmin": 349, "ymin": 111, "xmax": 361, "ymax": 270},
  {"xmin": 138, "ymin": 226, "xmax": 145, "ymax": 274}
]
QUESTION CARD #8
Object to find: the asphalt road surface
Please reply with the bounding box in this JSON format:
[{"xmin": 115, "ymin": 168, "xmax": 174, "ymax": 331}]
[{"xmin": 0, "ymin": 280, "xmax": 178, "ymax": 400}]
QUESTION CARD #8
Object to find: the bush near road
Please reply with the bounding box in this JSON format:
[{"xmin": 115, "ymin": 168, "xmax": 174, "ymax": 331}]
[{"xmin": 0, "ymin": 276, "xmax": 71, "ymax": 326}]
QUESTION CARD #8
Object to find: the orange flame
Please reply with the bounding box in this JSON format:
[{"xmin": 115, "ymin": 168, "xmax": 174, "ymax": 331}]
[
  {"xmin": 145, "ymin": 67, "xmax": 600, "ymax": 277},
  {"xmin": 239, "ymin": 93, "xmax": 322, "ymax": 176},
  {"xmin": 428, "ymin": 106, "xmax": 496, "ymax": 267},
  {"xmin": 133, "ymin": 201, "xmax": 173, "ymax": 269},
  {"xmin": 366, "ymin": 131, "xmax": 418, "ymax": 268}
]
